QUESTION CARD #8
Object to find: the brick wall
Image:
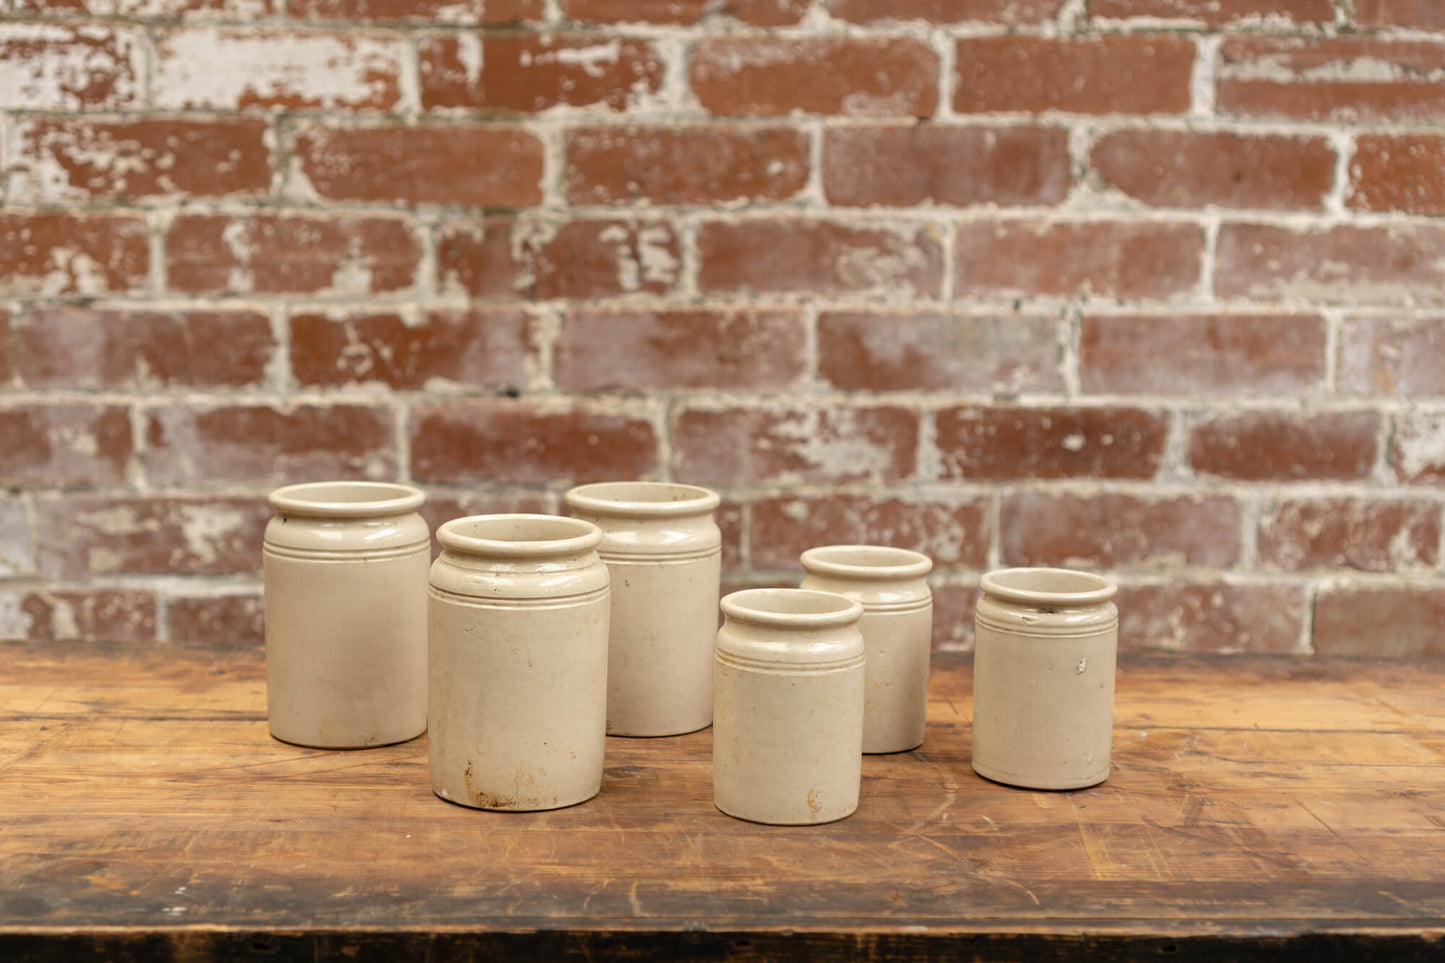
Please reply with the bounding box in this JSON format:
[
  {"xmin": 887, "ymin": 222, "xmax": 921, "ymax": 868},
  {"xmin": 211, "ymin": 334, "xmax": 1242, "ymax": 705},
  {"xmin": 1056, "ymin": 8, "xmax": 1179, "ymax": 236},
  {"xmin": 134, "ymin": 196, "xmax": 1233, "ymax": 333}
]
[{"xmin": 2, "ymin": 0, "xmax": 1442, "ymax": 657}]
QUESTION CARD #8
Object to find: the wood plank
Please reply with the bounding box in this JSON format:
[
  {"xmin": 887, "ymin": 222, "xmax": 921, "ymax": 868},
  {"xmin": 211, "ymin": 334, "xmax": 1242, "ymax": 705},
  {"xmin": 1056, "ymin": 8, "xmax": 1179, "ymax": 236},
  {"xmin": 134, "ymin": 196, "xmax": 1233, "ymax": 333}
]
[{"xmin": 1, "ymin": 642, "xmax": 1443, "ymax": 959}]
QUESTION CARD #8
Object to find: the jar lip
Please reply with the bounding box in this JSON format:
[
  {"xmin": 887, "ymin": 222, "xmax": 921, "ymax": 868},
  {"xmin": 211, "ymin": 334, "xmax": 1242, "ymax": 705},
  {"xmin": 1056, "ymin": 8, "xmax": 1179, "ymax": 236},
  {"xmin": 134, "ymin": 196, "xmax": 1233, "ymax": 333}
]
[
  {"xmin": 800, "ymin": 544, "xmax": 933, "ymax": 580},
  {"xmin": 564, "ymin": 481, "xmax": 720, "ymax": 518},
  {"xmin": 980, "ymin": 567, "xmax": 1117, "ymax": 606},
  {"xmin": 268, "ymin": 481, "xmax": 424, "ymax": 518},
  {"xmin": 438, "ymin": 513, "xmax": 602, "ymax": 558},
  {"xmin": 721, "ymin": 588, "xmax": 864, "ymax": 628}
]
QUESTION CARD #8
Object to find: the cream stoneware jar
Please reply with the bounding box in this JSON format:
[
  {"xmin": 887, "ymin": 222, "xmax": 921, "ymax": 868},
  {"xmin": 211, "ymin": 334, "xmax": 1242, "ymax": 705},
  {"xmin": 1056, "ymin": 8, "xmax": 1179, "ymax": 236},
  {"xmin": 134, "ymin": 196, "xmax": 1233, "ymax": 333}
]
[
  {"xmin": 713, "ymin": 588, "xmax": 866, "ymax": 825},
  {"xmin": 799, "ymin": 545, "xmax": 933, "ymax": 754},
  {"xmin": 971, "ymin": 567, "xmax": 1118, "ymax": 791},
  {"xmin": 263, "ymin": 481, "xmax": 429, "ymax": 749},
  {"xmin": 429, "ymin": 514, "xmax": 609, "ymax": 812},
  {"xmin": 564, "ymin": 481, "xmax": 721, "ymax": 737}
]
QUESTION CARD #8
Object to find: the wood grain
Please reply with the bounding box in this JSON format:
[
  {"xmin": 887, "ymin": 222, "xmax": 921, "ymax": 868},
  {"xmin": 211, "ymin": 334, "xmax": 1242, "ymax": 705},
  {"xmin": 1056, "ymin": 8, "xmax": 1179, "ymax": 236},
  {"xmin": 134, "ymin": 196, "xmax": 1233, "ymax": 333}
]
[{"xmin": 1, "ymin": 641, "xmax": 1443, "ymax": 960}]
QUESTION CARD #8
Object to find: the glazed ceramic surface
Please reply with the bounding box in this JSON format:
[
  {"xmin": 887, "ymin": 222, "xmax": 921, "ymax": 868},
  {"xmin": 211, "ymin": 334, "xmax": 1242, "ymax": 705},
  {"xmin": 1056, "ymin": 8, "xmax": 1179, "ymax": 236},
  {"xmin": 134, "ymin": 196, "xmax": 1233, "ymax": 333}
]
[
  {"xmin": 800, "ymin": 545, "xmax": 933, "ymax": 754},
  {"xmin": 564, "ymin": 482, "xmax": 721, "ymax": 737},
  {"xmin": 713, "ymin": 588, "xmax": 865, "ymax": 825},
  {"xmin": 428, "ymin": 514, "xmax": 609, "ymax": 811},
  {"xmin": 971, "ymin": 567, "xmax": 1118, "ymax": 791},
  {"xmin": 263, "ymin": 481, "xmax": 429, "ymax": 749}
]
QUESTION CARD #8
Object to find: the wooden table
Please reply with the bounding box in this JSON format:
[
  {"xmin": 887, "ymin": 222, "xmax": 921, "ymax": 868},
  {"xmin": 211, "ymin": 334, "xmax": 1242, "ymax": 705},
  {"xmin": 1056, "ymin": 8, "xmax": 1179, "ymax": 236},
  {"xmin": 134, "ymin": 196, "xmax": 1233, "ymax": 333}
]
[{"xmin": 2, "ymin": 641, "xmax": 1443, "ymax": 961}]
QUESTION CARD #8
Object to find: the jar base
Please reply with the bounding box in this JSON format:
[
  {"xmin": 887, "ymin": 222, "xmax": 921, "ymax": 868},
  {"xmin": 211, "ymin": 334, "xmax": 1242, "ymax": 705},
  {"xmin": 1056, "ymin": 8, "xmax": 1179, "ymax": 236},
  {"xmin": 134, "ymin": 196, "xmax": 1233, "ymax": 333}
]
[
  {"xmin": 971, "ymin": 761, "xmax": 1110, "ymax": 792},
  {"xmin": 713, "ymin": 801, "xmax": 859, "ymax": 826},
  {"xmin": 268, "ymin": 726, "xmax": 426, "ymax": 750},
  {"xmin": 432, "ymin": 784, "xmax": 601, "ymax": 812},
  {"xmin": 607, "ymin": 720, "xmax": 713, "ymax": 738},
  {"xmin": 863, "ymin": 737, "xmax": 925, "ymax": 755}
]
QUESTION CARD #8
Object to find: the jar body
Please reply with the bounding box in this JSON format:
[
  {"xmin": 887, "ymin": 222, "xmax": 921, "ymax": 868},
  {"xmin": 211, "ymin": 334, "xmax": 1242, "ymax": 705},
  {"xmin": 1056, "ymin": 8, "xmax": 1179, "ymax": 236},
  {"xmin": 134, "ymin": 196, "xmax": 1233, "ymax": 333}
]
[
  {"xmin": 800, "ymin": 546, "xmax": 933, "ymax": 754},
  {"xmin": 713, "ymin": 589, "xmax": 865, "ymax": 825},
  {"xmin": 428, "ymin": 515, "xmax": 610, "ymax": 811},
  {"xmin": 263, "ymin": 482, "xmax": 429, "ymax": 749},
  {"xmin": 971, "ymin": 568, "xmax": 1118, "ymax": 791},
  {"xmin": 565, "ymin": 483, "xmax": 721, "ymax": 737}
]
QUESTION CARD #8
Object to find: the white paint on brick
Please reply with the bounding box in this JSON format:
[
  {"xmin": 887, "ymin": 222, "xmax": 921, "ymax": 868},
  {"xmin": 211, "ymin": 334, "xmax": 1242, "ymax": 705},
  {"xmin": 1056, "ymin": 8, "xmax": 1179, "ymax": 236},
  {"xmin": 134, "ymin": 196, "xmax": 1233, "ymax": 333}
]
[
  {"xmin": 1393, "ymin": 412, "xmax": 1445, "ymax": 481},
  {"xmin": 0, "ymin": 23, "xmax": 141, "ymax": 111},
  {"xmin": 0, "ymin": 594, "xmax": 36, "ymax": 638},
  {"xmin": 0, "ymin": 500, "xmax": 32, "ymax": 578},
  {"xmin": 176, "ymin": 503, "xmax": 249, "ymax": 568}
]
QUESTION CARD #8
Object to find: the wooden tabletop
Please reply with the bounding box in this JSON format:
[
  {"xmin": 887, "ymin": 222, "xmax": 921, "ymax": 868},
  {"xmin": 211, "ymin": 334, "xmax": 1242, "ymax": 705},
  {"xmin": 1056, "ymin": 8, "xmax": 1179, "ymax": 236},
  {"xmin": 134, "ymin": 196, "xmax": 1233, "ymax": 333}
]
[{"xmin": 2, "ymin": 641, "xmax": 1443, "ymax": 961}]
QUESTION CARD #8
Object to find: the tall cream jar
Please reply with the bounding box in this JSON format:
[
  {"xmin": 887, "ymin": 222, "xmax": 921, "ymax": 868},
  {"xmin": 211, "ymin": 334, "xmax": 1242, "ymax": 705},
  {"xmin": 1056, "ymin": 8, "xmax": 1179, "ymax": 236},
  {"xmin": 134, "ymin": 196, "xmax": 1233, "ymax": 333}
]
[
  {"xmin": 564, "ymin": 481, "xmax": 721, "ymax": 737},
  {"xmin": 428, "ymin": 514, "xmax": 610, "ymax": 811},
  {"xmin": 800, "ymin": 545, "xmax": 933, "ymax": 754},
  {"xmin": 263, "ymin": 481, "xmax": 429, "ymax": 749},
  {"xmin": 971, "ymin": 567, "xmax": 1118, "ymax": 791},
  {"xmin": 713, "ymin": 588, "xmax": 865, "ymax": 825}
]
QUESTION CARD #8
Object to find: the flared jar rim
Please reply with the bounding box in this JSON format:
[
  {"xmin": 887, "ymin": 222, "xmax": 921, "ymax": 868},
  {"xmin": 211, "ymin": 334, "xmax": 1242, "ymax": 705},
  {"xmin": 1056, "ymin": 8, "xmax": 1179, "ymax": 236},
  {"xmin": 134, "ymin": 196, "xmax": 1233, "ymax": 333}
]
[
  {"xmin": 564, "ymin": 481, "xmax": 720, "ymax": 518},
  {"xmin": 979, "ymin": 567, "xmax": 1118, "ymax": 606},
  {"xmin": 438, "ymin": 513, "xmax": 602, "ymax": 558},
  {"xmin": 720, "ymin": 588, "xmax": 864, "ymax": 629},
  {"xmin": 800, "ymin": 544, "xmax": 933, "ymax": 580},
  {"xmin": 268, "ymin": 481, "xmax": 425, "ymax": 519}
]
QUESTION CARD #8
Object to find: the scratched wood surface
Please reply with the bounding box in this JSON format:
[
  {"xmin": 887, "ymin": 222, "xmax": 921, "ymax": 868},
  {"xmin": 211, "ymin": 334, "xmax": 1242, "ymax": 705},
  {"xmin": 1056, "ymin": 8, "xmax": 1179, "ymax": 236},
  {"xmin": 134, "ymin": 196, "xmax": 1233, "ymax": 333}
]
[{"xmin": 2, "ymin": 641, "xmax": 1443, "ymax": 960}]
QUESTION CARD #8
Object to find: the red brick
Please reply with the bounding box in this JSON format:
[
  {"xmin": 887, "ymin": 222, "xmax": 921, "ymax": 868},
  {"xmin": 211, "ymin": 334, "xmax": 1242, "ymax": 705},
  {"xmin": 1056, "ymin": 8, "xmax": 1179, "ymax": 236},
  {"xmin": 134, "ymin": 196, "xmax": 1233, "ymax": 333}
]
[
  {"xmin": 1313, "ymin": 587, "xmax": 1445, "ymax": 658},
  {"xmin": 1187, "ymin": 411, "xmax": 1379, "ymax": 481},
  {"xmin": 1354, "ymin": 0, "xmax": 1445, "ymax": 27},
  {"xmin": 1348, "ymin": 134, "xmax": 1445, "ymax": 215},
  {"xmin": 0, "ymin": 588, "xmax": 156, "ymax": 643},
  {"xmin": 1391, "ymin": 412, "xmax": 1445, "ymax": 485},
  {"xmin": 15, "ymin": 0, "xmax": 274, "ymax": 14},
  {"xmin": 937, "ymin": 405, "xmax": 1168, "ymax": 481},
  {"xmin": 955, "ymin": 221, "xmax": 1202, "ymax": 301},
  {"xmin": 16, "ymin": 308, "xmax": 274, "ymax": 390},
  {"xmin": 1117, "ymin": 583, "xmax": 1302, "ymax": 654},
  {"xmin": 420, "ymin": 34, "xmax": 662, "ymax": 112},
  {"xmin": 144, "ymin": 404, "xmax": 396, "ymax": 486},
  {"xmin": 817, "ymin": 312, "xmax": 1061, "ymax": 394},
  {"xmin": 296, "ymin": 124, "xmax": 542, "ymax": 207},
  {"xmin": 1258, "ymin": 498, "xmax": 1439, "ymax": 573},
  {"xmin": 152, "ymin": 28, "xmax": 402, "ymax": 110},
  {"xmin": 673, "ymin": 406, "xmax": 918, "ymax": 485},
  {"xmin": 955, "ymin": 35, "xmax": 1193, "ymax": 115},
  {"xmin": 565, "ymin": 126, "xmax": 809, "ymax": 206},
  {"xmin": 1090, "ymin": 131, "xmax": 1334, "ymax": 211},
  {"xmin": 555, "ymin": 308, "xmax": 805, "ymax": 392},
  {"xmin": 167, "ymin": 594, "xmax": 266, "ymax": 647},
  {"xmin": 288, "ymin": 0, "xmax": 541, "ymax": 21},
  {"xmin": 826, "ymin": 0, "xmax": 1060, "ymax": 23},
  {"xmin": 411, "ymin": 402, "xmax": 657, "ymax": 483},
  {"xmin": 166, "ymin": 215, "xmax": 417, "ymax": 295},
  {"xmin": 561, "ymin": 0, "xmax": 806, "ymax": 24},
  {"xmin": 931, "ymin": 583, "xmax": 979, "ymax": 652},
  {"xmin": 0, "ymin": 24, "xmax": 141, "ymax": 110},
  {"xmin": 11, "ymin": 118, "xmax": 270, "ymax": 203},
  {"xmin": 750, "ymin": 493, "xmax": 990, "ymax": 570},
  {"xmin": 691, "ymin": 37, "xmax": 938, "ymax": 118},
  {"xmin": 436, "ymin": 218, "xmax": 516, "ymax": 298},
  {"xmin": 0, "ymin": 214, "xmax": 149, "ymax": 297},
  {"xmin": 1219, "ymin": 37, "xmax": 1445, "ymax": 122},
  {"xmin": 0, "ymin": 405, "xmax": 132, "ymax": 488},
  {"xmin": 1339, "ymin": 317, "xmax": 1445, "ymax": 397},
  {"xmin": 1091, "ymin": 0, "xmax": 1332, "ymax": 21},
  {"xmin": 523, "ymin": 220, "xmax": 681, "ymax": 299},
  {"xmin": 824, "ymin": 126, "xmax": 1070, "ymax": 208},
  {"xmin": 698, "ymin": 220, "xmax": 944, "ymax": 299},
  {"xmin": 1216, "ymin": 224, "xmax": 1445, "ymax": 307},
  {"xmin": 1002, "ymin": 492, "xmax": 1240, "ymax": 570},
  {"xmin": 1080, "ymin": 314, "xmax": 1327, "ymax": 396},
  {"xmin": 290, "ymin": 309, "xmax": 530, "ymax": 391},
  {"xmin": 0, "ymin": 310, "xmax": 13, "ymax": 385},
  {"xmin": 35, "ymin": 496, "xmax": 269, "ymax": 578}
]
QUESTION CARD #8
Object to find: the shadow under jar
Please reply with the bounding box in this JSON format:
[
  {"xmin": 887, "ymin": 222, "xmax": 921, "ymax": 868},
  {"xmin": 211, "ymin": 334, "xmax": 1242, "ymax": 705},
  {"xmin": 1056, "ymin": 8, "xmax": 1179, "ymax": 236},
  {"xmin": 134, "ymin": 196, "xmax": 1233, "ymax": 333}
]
[
  {"xmin": 564, "ymin": 481, "xmax": 721, "ymax": 737},
  {"xmin": 263, "ymin": 481, "xmax": 429, "ymax": 749},
  {"xmin": 428, "ymin": 514, "xmax": 610, "ymax": 812},
  {"xmin": 971, "ymin": 567, "xmax": 1118, "ymax": 791}
]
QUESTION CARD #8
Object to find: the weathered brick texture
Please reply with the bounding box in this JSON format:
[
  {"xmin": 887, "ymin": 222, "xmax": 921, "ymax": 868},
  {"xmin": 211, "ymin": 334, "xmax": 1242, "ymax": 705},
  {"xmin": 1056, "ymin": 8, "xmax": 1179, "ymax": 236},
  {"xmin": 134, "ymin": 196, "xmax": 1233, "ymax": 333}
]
[{"xmin": 2, "ymin": 0, "xmax": 1441, "ymax": 657}]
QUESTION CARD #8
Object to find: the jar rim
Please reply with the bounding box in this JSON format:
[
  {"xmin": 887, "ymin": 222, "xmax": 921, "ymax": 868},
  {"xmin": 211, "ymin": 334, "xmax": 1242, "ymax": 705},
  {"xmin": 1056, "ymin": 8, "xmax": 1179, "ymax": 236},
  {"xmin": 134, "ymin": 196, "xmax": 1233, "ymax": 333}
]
[
  {"xmin": 800, "ymin": 544, "xmax": 932, "ymax": 580},
  {"xmin": 720, "ymin": 588, "xmax": 864, "ymax": 628},
  {"xmin": 980, "ymin": 567, "xmax": 1117, "ymax": 606},
  {"xmin": 268, "ymin": 481, "xmax": 424, "ymax": 518},
  {"xmin": 564, "ymin": 481, "xmax": 720, "ymax": 518},
  {"xmin": 438, "ymin": 513, "xmax": 602, "ymax": 558}
]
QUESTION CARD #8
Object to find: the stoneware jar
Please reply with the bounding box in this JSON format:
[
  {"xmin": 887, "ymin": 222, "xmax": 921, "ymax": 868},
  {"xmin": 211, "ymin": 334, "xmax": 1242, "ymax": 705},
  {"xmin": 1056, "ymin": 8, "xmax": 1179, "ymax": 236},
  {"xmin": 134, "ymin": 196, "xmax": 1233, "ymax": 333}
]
[
  {"xmin": 429, "ymin": 514, "xmax": 610, "ymax": 811},
  {"xmin": 263, "ymin": 481, "xmax": 429, "ymax": 749},
  {"xmin": 713, "ymin": 588, "xmax": 866, "ymax": 825},
  {"xmin": 564, "ymin": 481, "xmax": 721, "ymax": 737},
  {"xmin": 799, "ymin": 545, "xmax": 933, "ymax": 754},
  {"xmin": 971, "ymin": 567, "xmax": 1119, "ymax": 791}
]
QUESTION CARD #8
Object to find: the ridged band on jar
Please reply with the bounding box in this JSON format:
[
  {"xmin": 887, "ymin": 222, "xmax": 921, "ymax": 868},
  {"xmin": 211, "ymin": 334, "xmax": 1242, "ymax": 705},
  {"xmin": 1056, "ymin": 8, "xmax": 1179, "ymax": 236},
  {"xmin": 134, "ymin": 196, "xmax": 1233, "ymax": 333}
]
[
  {"xmin": 799, "ymin": 545, "xmax": 932, "ymax": 613},
  {"xmin": 716, "ymin": 588, "xmax": 865, "ymax": 673},
  {"xmin": 430, "ymin": 514, "xmax": 608, "ymax": 604},
  {"xmin": 263, "ymin": 481, "xmax": 429, "ymax": 561},
  {"xmin": 564, "ymin": 482, "xmax": 721, "ymax": 562},
  {"xmin": 975, "ymin": 566, "xmax": 1118, "ymax": 638}
]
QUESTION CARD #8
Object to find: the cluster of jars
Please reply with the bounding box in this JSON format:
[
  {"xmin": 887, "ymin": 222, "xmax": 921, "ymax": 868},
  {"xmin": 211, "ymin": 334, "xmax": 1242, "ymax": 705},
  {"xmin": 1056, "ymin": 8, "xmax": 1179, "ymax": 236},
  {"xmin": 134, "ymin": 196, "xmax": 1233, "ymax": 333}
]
[{"xmin": 263, "ymin": 480, "xmax": 1118, "ymax": 824}]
